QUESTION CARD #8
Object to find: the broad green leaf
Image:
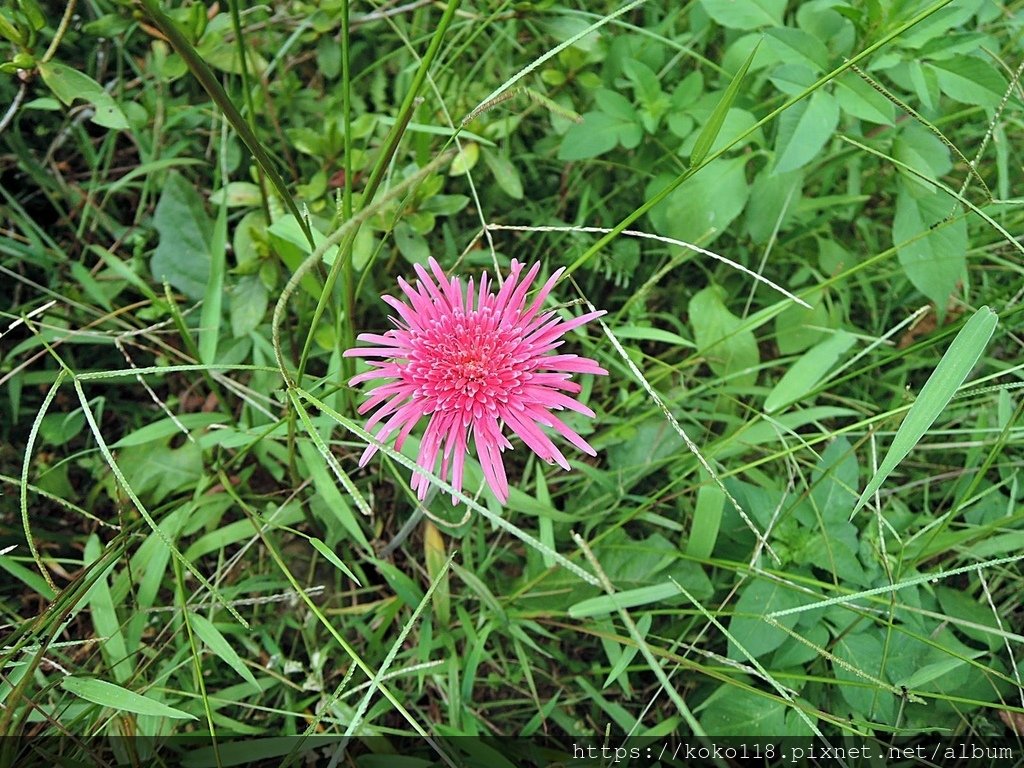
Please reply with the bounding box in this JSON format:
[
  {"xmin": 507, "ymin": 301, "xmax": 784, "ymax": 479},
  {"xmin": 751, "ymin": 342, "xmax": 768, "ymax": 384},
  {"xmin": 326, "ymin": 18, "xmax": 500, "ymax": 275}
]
[
  {"xmin": 230, "ymin": 275, "xmax": 269, "ymax": 338},
  {"xmin": 774, "ymin": 285, "xmax": 831, "ymax": 354},
  {"xmin": 151, "ymin": 173, "xmax": 213, "ymax": 301},
  {"xmin": 646, "ymin": 156, "xmax": 750, "ymax": 246},
  {"xmin": 906, "ymin": 59, "xmax": 939, "ymax": 112},
  {"xmin": 810, "ymin": 436, "xmax": 859, "ymax": 524},
  {"xmin": 679, "ymin": 106, "xmax": 759, "ymax": 159},
  {"xmin": 448, "ymin": 141, "xmax": 479, "ymax": 175},
  {"xmin": 209, "ymin": 182, "xmax": 263, "ymax": 207},
  {"xmin": 700, "ymin": 0, "xmax": 785, "ymax": 29},
  {"xmin": 266, "ymin": 215, "xmax": 328, "ymax": 298},
  {"xmin": 700, "ymin": 686, "xmax": 809, "ymax": 737},
  {"xmin": 614, "ymin": 325, "xmax": 694, "ymax": 348},
  {"xmin": 726, "ymin": 578, "xmax": 804, "ymax": 659},
  {"xmin": 893, "ymin": 187, "xmax": 967, "ymax": 310},
  {"xmin": 61, "ymin": 677, "xmax": 196, "ymax": 720},
  {"xmin": 558, "ymin": 109, "xmax": 641, "ymax": 161},
  {"xmin": 745, "ymin": 167, "xmax": 803, "ymax": 245},
  {"xmin": 764, "ymin": 26, "xmax": 829, "ymax": 71},
  {"xmin": 112, "ymin": 413, "xmax": 226, "ymax": 448},
  {"xmin": 929, "ymin": 57, "xmax": 1008, "ymax": 108},
  {"xmin": 394, "ymin": 220, "xmax": 431, "ymax": 264},
  {"xmin": 119, "ymin": 438, "xmax": 204, "ymax": 505},
  {"xmin": 852, "ymin": 306, "xmax": 998, "ymax": 516},
  {"xmin": 37, "ymin": 60, "xmax": 129, "ymax": 130},
  {"xmin": 91, "ymin": 245, "xmax": 159, "ymax": 302},
  {"xmin": 894, "ymin": 122, "xmax": 952, "ymax": 185},
  {"xmin": 764, "ymin": 331, "xmax": 856, "ymax": 413},
  {"xmin": 773, "ymin": 90, "xmax": 839, "ymax": 173},
  {"xmin": 835, "ymin": 72, "xmax": 895, "ymax": 125},
  {"xmin": 934, "ymin": 586, "xmax": 1002, "ymax": 650},
  {"xmin": 898, "ymin": 654, "xmax": 973, "ymax": 691},
  {"xmin": 189, "ymin": 613, "xmax": 260, "ymax": 692},
  {"xmin": 688, "ymin": 284, "xmax": 760, "ymax": 389},
  {"xmin": 833, "ymin": 632, "xmax": 896, "ymax": 722},
  {"xmin": 481, "ymin": 151, "xmax": 523, "ymax": 200},
  {"xmin": 690, "ymin": 41, "xmax": 759, "ymax": 167}
]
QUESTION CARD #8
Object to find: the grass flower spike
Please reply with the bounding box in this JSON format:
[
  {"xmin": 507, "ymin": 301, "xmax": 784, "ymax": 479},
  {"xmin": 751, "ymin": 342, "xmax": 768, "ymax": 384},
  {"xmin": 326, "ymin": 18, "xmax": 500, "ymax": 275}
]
[{"xmin": 345, "ymin": 258, "xmax": 607, "ymax": 503}]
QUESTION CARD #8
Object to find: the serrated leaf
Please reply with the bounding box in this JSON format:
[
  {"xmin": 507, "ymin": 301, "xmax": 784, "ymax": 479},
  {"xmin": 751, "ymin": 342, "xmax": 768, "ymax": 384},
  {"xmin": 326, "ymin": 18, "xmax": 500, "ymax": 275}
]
[{"xmin": 61, "ymin": 677, "xmax": 196, "ymax": 720}]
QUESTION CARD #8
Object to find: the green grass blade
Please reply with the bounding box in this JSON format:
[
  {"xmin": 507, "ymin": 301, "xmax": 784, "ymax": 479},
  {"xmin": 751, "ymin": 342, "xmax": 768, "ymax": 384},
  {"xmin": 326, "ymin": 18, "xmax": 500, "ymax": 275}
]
[
  {"xmin": 852, "ymin": 306, "xmax": 998, "ymax": 517},
  {"xmin": 188, "ymin": 612, "xmax": 260, "ymax": 693},
  {"xmin": 690, "ymin": 40, "xmax": 759, "ymax": 169},
  {"xmin": 60, "ymin": 677, "xmax": 196, "ymax": 720}
]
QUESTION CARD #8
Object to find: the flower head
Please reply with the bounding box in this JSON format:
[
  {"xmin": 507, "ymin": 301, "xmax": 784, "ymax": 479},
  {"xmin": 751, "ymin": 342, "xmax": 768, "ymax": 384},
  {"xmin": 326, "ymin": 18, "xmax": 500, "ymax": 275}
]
[{"xmin": 344, "ymin": 258, "xmax": 607, "ymax": 503}]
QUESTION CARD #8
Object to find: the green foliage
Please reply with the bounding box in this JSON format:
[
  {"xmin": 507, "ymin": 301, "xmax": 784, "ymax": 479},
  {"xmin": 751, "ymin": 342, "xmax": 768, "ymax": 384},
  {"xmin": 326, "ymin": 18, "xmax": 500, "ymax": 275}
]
[{"xmin": 2, "ymin": 0, "xmax": 1024, "ymax": 762}]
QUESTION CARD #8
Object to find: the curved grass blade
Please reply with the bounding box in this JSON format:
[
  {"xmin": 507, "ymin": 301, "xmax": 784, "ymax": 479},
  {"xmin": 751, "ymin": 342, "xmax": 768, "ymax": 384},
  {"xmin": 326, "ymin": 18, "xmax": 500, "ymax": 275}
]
[
  {"xmin": 61, "ymin": 676, "xmax": 196, "ymax": 720},
  {"xmin": 851, "ymin": 306, "xmax": 998, "ymax": 517},
  {"xmin": 690, "ymin": 40, "xmax": 759, "ymax": 169}
]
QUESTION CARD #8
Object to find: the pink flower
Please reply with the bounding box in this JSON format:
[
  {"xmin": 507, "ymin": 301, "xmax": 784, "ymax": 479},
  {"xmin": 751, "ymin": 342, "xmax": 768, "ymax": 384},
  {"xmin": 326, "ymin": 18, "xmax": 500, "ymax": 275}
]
[{"xmin": 344, "ymin": 258, "xmax": 607, "ymax": 504}]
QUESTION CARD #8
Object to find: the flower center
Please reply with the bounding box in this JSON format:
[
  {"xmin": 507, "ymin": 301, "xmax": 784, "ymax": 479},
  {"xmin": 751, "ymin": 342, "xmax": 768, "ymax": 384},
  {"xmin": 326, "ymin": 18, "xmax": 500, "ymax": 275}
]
[{"xmin": 407, "ymin": 308, "xmax": 528, "ymax": 414}]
